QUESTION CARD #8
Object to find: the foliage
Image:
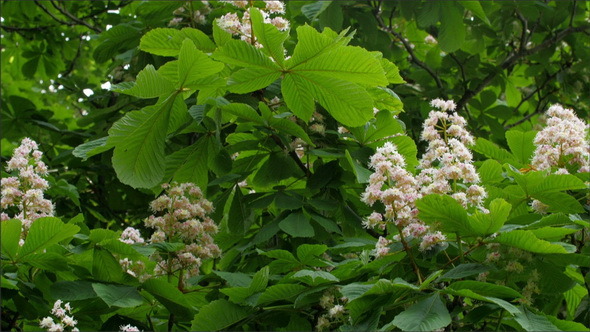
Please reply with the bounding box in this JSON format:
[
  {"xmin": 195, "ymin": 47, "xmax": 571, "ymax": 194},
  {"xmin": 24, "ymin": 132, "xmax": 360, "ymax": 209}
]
[{"xmin": 1, "ymin": 1, "xmax": 589, "ymax": 331}]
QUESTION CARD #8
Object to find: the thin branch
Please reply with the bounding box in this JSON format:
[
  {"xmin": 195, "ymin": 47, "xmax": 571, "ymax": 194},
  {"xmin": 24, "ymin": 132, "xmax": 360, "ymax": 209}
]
[
  {"xmin": 49, "ymin": 0, "xmax": 102, "ymax": 33},
  {"xmin": 456, "ymin": 24, "xmax": 590, "ymax": 111},
  {"xmin": 34, "ymin": 0, "xmax": 72, "ymax": 26},
  {"xmin": 372, "ymin": 5, "xmax": 444, "ymax": 92},
  {"xmin": 269, "ymin": 134, "xmax": 311, "ymax": 177},
  {"xmin": 505, "ymin": 88, "xmax": 557, "ymax": 129},
  {"xmin": 1, "ymin": 25, "xmax": 54, "ymax": 32},
  {"xmin": 515, "ymin": 11, "xmax": 529, "ymax": 53},
  {"xmin": 61, "ymin": 34, "xmax": 85, "ymax": 77}
]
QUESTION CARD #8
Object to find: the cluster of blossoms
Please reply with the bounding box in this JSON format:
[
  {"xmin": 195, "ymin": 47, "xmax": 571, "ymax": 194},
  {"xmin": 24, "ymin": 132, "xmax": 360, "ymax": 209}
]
[
  {"xmin": 531, "ymin": 104, "xmax": 589, "ymax": 173},
  {"xmin": 529, "ymin": 104, "xmax": 589, "ymax": 213},
  {"xmin": 119, "ymin": 324, "xmax": 140, "ymax": 332},
  {"xmin": 361, "ymin": 142, "xmax": 444, "ymax": 251},
  {"xmin": 217, "ymin": 1, "xmax": 289, "ymax": 47},
  {"xmin": 1, "ymin": 138, "xmax": 54, "ymax": 240},
  {"xmin": 39, "ymin": 300, "xmax": 78, "ymax": 332},
  {"xmin": 119, "ymin": 183, "xmax": 221, "ymax": 286},
  {"xmin": 362, "ymin": 100, "xmax": 487, "ymax": 254},
  {"xmin": 316, "ymin": 289, "xmax": 348, "ymax": 331},
  {"xmin": 169, "ymin": 1, "xmax": 211, "ymax": 27},
  {"xmin": 416, "ymin": 99, "xmax": 487, "ymax": 210}
]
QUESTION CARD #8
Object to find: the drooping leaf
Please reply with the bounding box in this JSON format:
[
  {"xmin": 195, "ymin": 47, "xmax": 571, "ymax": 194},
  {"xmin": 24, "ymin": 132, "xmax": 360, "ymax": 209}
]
[
  {"xmin": 391, "ymin": 294, "xmax": 451, "ymax": 331},
  {"xmin": 108, "ymin": 94, "xmax": 178, "ymax": 189},
  {"xmin": 92, "ymin": 283, "xmax": 144, "ymax": 308},
  {"xmin": 279, "ymin": 211, "xmax": 314, "ymax": 237},
  {"xmin": 514, "ymin": 307, "xmax": 560, "ymax": 332},
  {"xmin": 191, "ymin": 299, "xmax": 253, "ymax": 331},
  {"xmin": 1, "ymin": 219, "xmax": 21, "ymax": 261}
]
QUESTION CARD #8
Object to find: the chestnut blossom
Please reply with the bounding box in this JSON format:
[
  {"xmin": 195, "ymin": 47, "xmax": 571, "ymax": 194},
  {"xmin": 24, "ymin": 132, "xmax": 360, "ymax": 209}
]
[
  {"xmin": 374, "ymin": 236, "xmax": 391, "ymax": 258},
  {"xmin": 120, "ymin": 324, "xmax": 141, "ymax": 332},
  {"xmin": 1, "ymin": 138, "xmax": 54, "ymax": 237},
  {"xmin": 41, "ymin": 300, "xmax": 78, "ymax": 332},
  {"xmin": 217, "ymin": 1, "xmax": 289, "ymax": 48},
  {"xmin": 416, "ymin": 100, "xmax": 486, "ymax": 210},
  {"xmin": 531, "ymin": 104, "xmax": 589, "ymax": 173},
  {"xmin": 120, "ymin": 227, "xmax": 145, "ymax": 244},
  {"xmin": 119, "ymin": 183, "xmax": 220, "ymax": 286}
]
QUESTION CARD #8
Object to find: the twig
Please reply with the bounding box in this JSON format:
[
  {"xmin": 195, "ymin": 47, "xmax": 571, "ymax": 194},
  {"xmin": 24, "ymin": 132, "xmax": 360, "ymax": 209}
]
[
  {"xmin": 34, "ymin": 0, "xmax": 72, "ymax": 26},
  {"xmin": 372, "ymin": 5, "xmax": 444, "ymax": 92},
  {"xmin": 49, "ymin": 0, "xmax": 102, "ymax": 33},
  {"xmin": 456, "ymin": 24, "xmax": 590, "ymax": 111},
  {"xmin": 397, "ymin": 224, "xmax": 423, "ymax": 283},
  {"xmin": 1, "ymin": 25, "xmax": 53, "ymax": 32},
  {"xmin": 269, "ymin": 134, "xmax": 311, "ymax": 177}
]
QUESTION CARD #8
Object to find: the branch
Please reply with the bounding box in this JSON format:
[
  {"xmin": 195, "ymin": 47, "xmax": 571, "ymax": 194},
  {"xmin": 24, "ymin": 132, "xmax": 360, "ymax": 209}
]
[
  {"xmin": 505, "ymin": 88, "xmax": 557, "ymax": 129},
  {"xmin": 456, "ymin": 24, "xmax": 590, "ymax": 111},
  {"xmin": 372, "ymin": 6, "xmax": 444, "ymax": 92},
  {"xmin": 34, "ymin": 0, "xmax": 72, "ymax": 26},
  {"xmin": 1, "ymin": 24, "xmax": 53, "ymax": 32},
  {"xmin": 269, "ymin": 134, "xmax": 311, "ymax": 177},
  {"xmin": 49, "ymin": 0, "xmax": 102, "ymax": 33}
]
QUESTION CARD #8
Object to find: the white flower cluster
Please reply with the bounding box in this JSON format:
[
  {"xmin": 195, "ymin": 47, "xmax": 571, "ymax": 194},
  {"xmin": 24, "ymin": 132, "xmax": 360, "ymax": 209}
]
[
  {"xmin": 1, "ymin": 138, "xmax": 54, "ymax": 240},
  {"xmin": 362, "ymin": 99, "xmax": 487, "ymax": 253},
  {"xmin": 119, "ymin": 324, "xmax": 140, "ymax": 332},
  {"xmin": 39, "ymin": 300, "xmax": 78, "ymax": 332},
  {"xmin": 529, "ymin": 104, "xmax": 589, "ymax": 213},
  {"xmin": 531, "ymin": 104, "xmax": 589, "ymax": 174},
  {"xmin": 315, "ymin": 290, "xmax": 347, "ymax": 331},
  {"xmin": 118, "ymin": 183, "xmax": 221, "ymax": 286},
  {"xmin": 416, "ymin": 99, "xmax": 487, "ymax": 210},
  {"xmin": 217, "ymin": 1, "xmax": 289, "ymax": 47}
]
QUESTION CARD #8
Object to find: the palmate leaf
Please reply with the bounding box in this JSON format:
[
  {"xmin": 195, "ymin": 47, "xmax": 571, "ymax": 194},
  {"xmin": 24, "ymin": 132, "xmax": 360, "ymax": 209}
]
[
  {"xmin": 250, "ymin": 8, "xmax": 288, "ymax": 65},
  {"xmin": 178, "ymin": 39, "xmax": 224, "ymax": 86},
  {"xmin": 391, "ymin": 294, "xmax": 451, "ymax": 331},
  {"xmin": 108, "ymin": 93, "xmax": 178, "ymax": 189}
]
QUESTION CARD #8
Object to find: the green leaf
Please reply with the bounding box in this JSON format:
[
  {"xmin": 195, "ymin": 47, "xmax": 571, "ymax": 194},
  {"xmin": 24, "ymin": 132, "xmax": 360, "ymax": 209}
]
[
  {"xmin": 269, "ymin": 117, "xmax": 314, "ymax": 146},
  {"xmin": 222, "ymin": 103, "xmax": 263, "ymax": 124},
  {"xmin": 505, "ymin": 130, "xmax": 537, "ymax": 165},
  {"xmin": 281, "ymin": 74, "xmax": 316, "ymax": 121},
  {"xmin": 344, "ymin": 150, "xmax": 372, "ymax": 184},
  {"xmin": 50, "ymin": 281, "xmax": 97, "ymax": 301},
  {"xmin": 164, "ymin": 136, "xmax": 212, "ymax": 191},
  {"xmin": 478, "ymin": 159, "xmax": 504, "ymax": 183},
  {"xmin": 143, "ymin": 278, "xmax": 194, "ymax": 319},
  {"xmin": 369, "ymin": 87, "xmax": 404, "ymax": 114},
  {"xmin": 252, "ymin": 152, "xmax": 301, "ymax": 187},
  {"xmin": 297, "ymin": 244, "xmax": 328, "ymax": 266},
  {"xmin": 544, "ymin": 315, "xmax": 589, "ymax": 332},
  {"xmin": 92, "ymin": 247, "xmax": 124, "ymax": 283},
  {"xmin": 416, "ymin": 194, "xmax": 472, "ymax": 235},
  {"xmin": 443, "ymin": 288, "xmax": 520, "ymax": 315},
  {"xmin": 468, "ymin": 198, "xmax": 511, "ymax": 236},
  {"xmin": 92, "ymin": 283, "xmax": 144, "ymax": 308},
  {"xmin": 1, "ymin": 219, "xmax": 21, "ymax": 261},
  {"xmin": 458, "ymin": 1, "xmax": 491, "ymax": 25},
  {"xmin": 301, "ymin": 1, "xmax": 332, "ymax": 21},
  {"xmin": 93, "ymin": 23, "xmax": 142, "ymax": 63},
  {"xmin": 140, "ymin": 27, "xmax": 215, "ymax": 56},
  {"xmin": 18, "ymin": 217, "xmax": 79, "ymax": 260},
  {"xmin": 494, "ymin": 230, "xmax": 568, "ymax": 254},
  {"xmin": 448, "ymin": 281, "xmax": 522, "ymax": 299},
  {"xmin": 529, "ymin": 173, "xmax": 587, "ymax": 195},
  {"xmin": 178, "ymin": 39, "xmax": 224, "ymax": 87},
  {"xmin": 227, "ymin": 67, "xmax": 282, "ymax": 94},
  {"xmin": 532, "ymin": 191, "xmax": 585, "ymax": 214},
  {"xmin": 514, "ymin": 307, "xmax": 559, "ymax": 332},
  {"xmin": 279, "ymin": 212, "xmax": 315, "ymax": 237},
  {"xmin": 438, "ymin": 263, "xmax": 490, "ymax": 280},
  {"xmin": 291, "ymin": 269, "xmax": 339, "ymax": 286},
  {"xmin": 391, "ymin": 294, "xmax": 451, "ymax": 331},
  {"xmin": 73, "ymin": 137, "xmax": 114, "ymax": 161},
  {"xmin": 191, "ymin": 299, "xmax": 253, "ymax": 331},
  {"xmin": 473, "ymin": 138, "xmax": 516, "ymax": 164},
  {"xmin": 228, "ymin": 187, "xmax": 249, "ymax": 234},
  {"xmin": 257, "ymin": 284, "xmax": 307, "ymax": 305},
  {"xmin": 113, "ymin": 65, "xmax": 175, "ymax": 98},
  {"xmin": 214, "ymin": 271, "xmax": 252, "ymax": 287},
  {"xmin": 354, "ymin": 109, "xmax": 404, "ymax": 144},
  {"xmin": 214, "ymin": 39, "xmax": 280, "ymax": 70},
  {"xmin": 21, "ymin": 252, "xmax": 69, "ymax": 272},
  {"xmin": 108, "ymin": 94, "xmax": 177, "ymax": 189},
  {"xmin": 250, "ymin": 7, "xmax": 288, "ymax": 65},
  {"xmin": 438, "ymin": 4, "xmax": 465, "ymax": 53}
]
